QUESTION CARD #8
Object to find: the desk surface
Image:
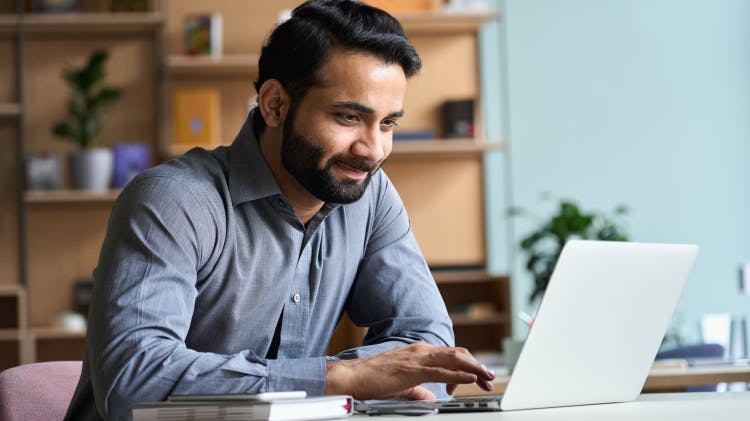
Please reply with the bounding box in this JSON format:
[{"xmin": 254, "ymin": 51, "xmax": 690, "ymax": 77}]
[
  {"xmin": 372, "ymin": 392, "xmax": 750, "ymax": 420},
  {"xmin": 455, "ymin": 363, "xmax": 750, "ymax": 396}
]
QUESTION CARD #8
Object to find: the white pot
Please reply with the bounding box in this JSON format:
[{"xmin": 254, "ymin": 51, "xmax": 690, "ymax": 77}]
[{"xmin": 69, "ymin": 148, "xmax": 113, "ymax": 191}]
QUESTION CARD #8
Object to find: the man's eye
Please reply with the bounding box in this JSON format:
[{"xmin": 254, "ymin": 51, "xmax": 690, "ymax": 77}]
[
  {"xmin": 338, "ymin": 113, "xmax": 359, "ymax": 123},
  {"xmin": 381, "ymin": 119, "xmax": 398, "ymax": 130}
]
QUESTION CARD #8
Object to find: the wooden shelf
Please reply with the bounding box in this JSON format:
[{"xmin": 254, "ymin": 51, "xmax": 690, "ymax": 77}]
[
  {"xmin": 0, "ymin": 103, "xmax": 21, "ymax": 120},
  {"xmin": 166, "ymin": 139, "xmax": 503, "ymax": 160},
  {"xmin": 31, "ymin": 326, "xmax": 86, "ymax": 339},
  {"xmin": 0, "ymin": 12, "xmax": 163, "ymax": 36},
  {"xmin": 166, "ymin": 143, "xmax": 210, "ymax": 158},
  {"xmin": 0, "ymin": 11, "xmax": 497, "ymax": 36},
  {"xmin": 24, "ymin": 189, "xmax": 121, "ymax": 205},
  {"xmin": 0, "ymin": 14, "xmax": 18, "ymax": 35},
  {"xmin": 451, "ymin": 313, "xmax": 509, "ymax": 326},
  {"xmin": 397, "ymin": 11, "xmax": 499, "ymax": 34},
  {"xmin": 167, "ymin": 54, "xmax": 260, "ymax": 77},
  {"xmin": 0, "ymin": 284, "xmax": 23, "ymax": 296},
  {"xmin": 0, "ymin": 329, "xmax": 22, "ymax": 341},
  {"xmin": 390, "ymin": 139, "xmax": 503, "ymax": 158},
  {"xmin": 433, "ymin": 270, "xmax": 507, "ymax": 284}
]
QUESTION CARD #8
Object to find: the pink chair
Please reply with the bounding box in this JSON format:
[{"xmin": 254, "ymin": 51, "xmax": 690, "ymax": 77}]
[{"xmin": 0, "ymin": 361, "xmax": 82, "ymax": 421}]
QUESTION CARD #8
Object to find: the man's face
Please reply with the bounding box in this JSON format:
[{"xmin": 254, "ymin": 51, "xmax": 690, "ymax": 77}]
[{"xmin": 280, "ymin": 50, "xmax": 407, "ymax": 204}]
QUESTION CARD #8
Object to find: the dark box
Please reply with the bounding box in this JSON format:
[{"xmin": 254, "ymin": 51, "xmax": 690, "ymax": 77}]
[{"xmin": 441, "ymin": 99, "xmax": 475, "ymax": 139}]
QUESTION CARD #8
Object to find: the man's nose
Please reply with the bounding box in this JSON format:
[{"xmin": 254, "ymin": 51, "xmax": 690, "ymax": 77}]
[{"xmin": 351, "ymin": 126, "xmax": 389, "ymax": 163}]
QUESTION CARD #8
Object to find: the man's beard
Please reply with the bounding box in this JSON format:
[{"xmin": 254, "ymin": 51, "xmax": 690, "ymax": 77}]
[{"xmin": 280, "ymin": 108, "xmax": 380, "ymax": 204}]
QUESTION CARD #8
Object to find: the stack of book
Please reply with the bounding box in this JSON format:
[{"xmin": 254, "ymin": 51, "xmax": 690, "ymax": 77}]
[{"xmin": 132, "ymin": 392, "xmax": 353, "ymax": 421}]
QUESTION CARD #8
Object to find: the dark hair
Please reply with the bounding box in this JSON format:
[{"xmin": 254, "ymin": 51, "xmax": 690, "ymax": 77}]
[{"xmin": 252, "ymin": 0, "xmax": 421, "ymax": 133}]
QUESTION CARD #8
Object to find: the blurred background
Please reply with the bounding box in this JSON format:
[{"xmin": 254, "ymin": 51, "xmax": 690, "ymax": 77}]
[{"xmin": 0, "ymin": 0, "xmax": 748, "ymax": 381}]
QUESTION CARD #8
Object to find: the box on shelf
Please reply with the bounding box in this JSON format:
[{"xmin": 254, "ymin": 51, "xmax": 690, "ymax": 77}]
[
  {"xmin": 184, "ymin": 13, "xmax": 223, "ymax": 57},
  {"xmin": 172, "ymin": 88, "xmax": 221, "ymax": 148},
  {"xmin": 25, "ymin": 152, "xmax": 62, "ymax": 191},
  {"xmin": 113, "ymin": 142, "xmax": 151, "ymax": 188},
  {"xmin": 441, "ymin": 99, "xmax": 475, "ymax": 138}
]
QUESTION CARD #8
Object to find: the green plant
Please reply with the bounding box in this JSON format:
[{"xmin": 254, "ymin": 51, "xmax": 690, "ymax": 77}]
[
  {"xmin": 53, "ymin": 50, "xmax": 121, "ymax": 149},
  {"xmin": 510, "ymin": 195, "xmax": 630, "ymax": 303}
]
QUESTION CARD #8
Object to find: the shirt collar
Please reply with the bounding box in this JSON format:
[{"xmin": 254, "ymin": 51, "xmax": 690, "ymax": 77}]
[{"xmin": 228, "ymin": 112, "xmax": 283, "ymax": 206}]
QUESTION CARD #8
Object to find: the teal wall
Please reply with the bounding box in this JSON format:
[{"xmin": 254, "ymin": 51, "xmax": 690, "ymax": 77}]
[{"xmin": 481, "ymin": 0, "xmax": 750, "ymax": 339}]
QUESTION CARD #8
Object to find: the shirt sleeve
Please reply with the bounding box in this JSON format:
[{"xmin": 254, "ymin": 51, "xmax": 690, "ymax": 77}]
[
  {"xmin": 328, "ymin": 171, "xmax": 455, "ymax": 397},
  {"xmin": 88, "ymin": 175, "xmax": 326, "ymax": 420}
]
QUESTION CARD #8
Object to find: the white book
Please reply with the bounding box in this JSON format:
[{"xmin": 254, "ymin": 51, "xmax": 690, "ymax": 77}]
[{"xmin": 132, "ymin": 394, "xmax": 353, "ymax": 421}]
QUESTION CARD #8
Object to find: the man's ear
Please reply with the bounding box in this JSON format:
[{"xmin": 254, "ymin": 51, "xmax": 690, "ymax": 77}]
[{"xmin": 257, "ymin": 79, "xmax": 290, "ymax": 129}]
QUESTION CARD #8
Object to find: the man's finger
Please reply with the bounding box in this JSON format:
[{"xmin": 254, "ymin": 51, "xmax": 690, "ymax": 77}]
[
  {"xmin": 446, "ymin": 383, "xmax": 458, "ymax": 396},
  {"xmin": 478, "ymin": 378, "xmax": 494, "ymax": 391},
  {"xmin": 424, "ymin": 348, "xmax": 494, "ymax": 380},
  {"xmin": 420, "ymin": 366, "xmax": 478, "ymax": 384},
  {"xmin": 396, "ymin": 385, "xmax": 437, "ymax": 401}
]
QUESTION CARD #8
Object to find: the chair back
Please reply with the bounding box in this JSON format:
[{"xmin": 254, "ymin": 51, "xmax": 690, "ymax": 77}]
[{"xmin": 0, "ymin": 361, "xmax": 82, "ymax": 421}]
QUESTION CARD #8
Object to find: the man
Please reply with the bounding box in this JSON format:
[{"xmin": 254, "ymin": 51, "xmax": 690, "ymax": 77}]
[{"xmin": 65, "ymin": 1, "xmax": 495, "ymax": 419}]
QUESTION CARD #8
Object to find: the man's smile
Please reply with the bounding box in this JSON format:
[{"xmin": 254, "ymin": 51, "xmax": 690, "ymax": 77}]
[{"xmin": 334, "ymin": 162, "xmax": 369, "ymax": 181}]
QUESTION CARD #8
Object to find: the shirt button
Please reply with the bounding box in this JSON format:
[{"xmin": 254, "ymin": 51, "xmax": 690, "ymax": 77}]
[{"xmin": 292, "ymin": 293, "xmax": 301, "ymax": 303}]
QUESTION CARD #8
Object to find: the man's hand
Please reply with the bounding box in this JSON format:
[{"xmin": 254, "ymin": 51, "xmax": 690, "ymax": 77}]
[{"xmin": 324, "ymin": 342, "xmax": 495, "ymax": 400}]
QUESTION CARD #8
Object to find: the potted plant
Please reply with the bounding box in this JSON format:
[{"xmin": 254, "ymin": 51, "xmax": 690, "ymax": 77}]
[
  {"xmin": 510, "ymin": 196, "xmax": 630, "ymax": 304},
  {"xmin": 53, "ymin": 49, "xmax": 121, "ymax": 191}
]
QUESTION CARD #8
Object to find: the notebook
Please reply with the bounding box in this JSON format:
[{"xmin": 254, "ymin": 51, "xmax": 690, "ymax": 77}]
[
  {"xmin": 361, "ymin": 240, "xmax": 699, "ymax": 413},
  {"xmin": 132, "ymin": 393, "xmax": 352, "ymax": 421}
]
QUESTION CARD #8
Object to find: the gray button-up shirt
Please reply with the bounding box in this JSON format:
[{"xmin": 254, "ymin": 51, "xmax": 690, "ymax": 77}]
[{"xmin": 65, "ymin": 115, "xmax": 454, "ymax": 420}]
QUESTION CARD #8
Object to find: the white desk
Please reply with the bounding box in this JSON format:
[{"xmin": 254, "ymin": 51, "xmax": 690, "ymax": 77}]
[{"xmin": 375, "ymin": 392, "xmax": 750, "ymax": 420}]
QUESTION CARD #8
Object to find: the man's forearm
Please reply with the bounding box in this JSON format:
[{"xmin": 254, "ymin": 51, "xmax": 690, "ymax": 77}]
[
  {"xmin": 322, "ymin": 342, "xmax": 495, "ymax": 401},
  {"xmin": 97, "ymin": 342, "xmax": 327, "ymax": 419}
]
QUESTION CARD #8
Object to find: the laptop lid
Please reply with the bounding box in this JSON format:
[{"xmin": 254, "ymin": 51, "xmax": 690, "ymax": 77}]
[{"xmin": 501, "ymin": 240, "xmax": 698, "ymax": 411}]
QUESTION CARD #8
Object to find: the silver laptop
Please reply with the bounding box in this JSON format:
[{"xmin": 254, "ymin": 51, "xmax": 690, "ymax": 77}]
[{"xmin": 359, "ymin": 240, "xmax": 699, "ymax": 413}]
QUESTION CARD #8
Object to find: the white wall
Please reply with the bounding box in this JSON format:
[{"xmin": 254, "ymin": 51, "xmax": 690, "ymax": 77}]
[{"xmin": 483, "ymin": 0, "xmax": 750, "ymax": 340}]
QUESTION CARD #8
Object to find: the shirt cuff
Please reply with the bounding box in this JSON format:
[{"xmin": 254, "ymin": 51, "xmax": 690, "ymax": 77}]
[{"xmin": 265, "ymin": 357, "xmax": 327, "ymax": 396}]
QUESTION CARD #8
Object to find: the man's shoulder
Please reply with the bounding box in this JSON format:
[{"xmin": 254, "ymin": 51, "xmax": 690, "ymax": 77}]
[
  {"xmin": 367, "ymin": 168, "xmax": 399, "ymax": 204},
  {"xmin": 341, "ymin": 169, "xmax": 403, "ymax": 222},
  {"xmin": 138, "ymin": 147, "xmax": 225, "ymax": 184},
  {"xmin": 123, "ymin": 148, "xmax": 229, "ymax": 208}
]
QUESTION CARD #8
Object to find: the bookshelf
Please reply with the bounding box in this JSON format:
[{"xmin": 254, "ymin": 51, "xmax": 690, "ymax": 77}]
[
  {"xmin": 1, "ymin": 12, "xmax": 162, "ymax": 35},
  {"xmin": 0, "ymin": 103, "xmax": 21, "ymax": 120},
  {"xmin": 24, "ymin": 189, "xmax": 121, "ymax": 205},
  {"xmin": 167, "ymin": 54, "xmax": 260, "ymax": 77},
  {"xmin": 0, "ymin": 2, "xmax": 511, "ymax": 370},
  {"xmin": 0, "ymin": 285, "xmax": 29, "ymax": 370},
  {"xmin": 0, "ymin": 1, "xmax": 161, "ymax": 369}
]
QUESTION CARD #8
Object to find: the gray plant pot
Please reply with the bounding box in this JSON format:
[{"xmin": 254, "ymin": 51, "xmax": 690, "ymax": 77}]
[{"xmin": 68, "ymin": 148, "xmax": 113, "ymax": 191}]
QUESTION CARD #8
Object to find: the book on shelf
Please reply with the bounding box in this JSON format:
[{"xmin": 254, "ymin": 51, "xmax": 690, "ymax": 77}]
[
  {"xmin": 393, "ymin": 129, "xmax": 435, "ymax": 141},
  {"xmin": 172, "ymin": 88, "xmax": 221, "ymax": 148},
  {"xmin": 131, "ymin": 394, "xmax": 353, "ymax": 421},
  {"xmin": 184, "ymin": 12, "xmax": 223, "ymax": 57}
]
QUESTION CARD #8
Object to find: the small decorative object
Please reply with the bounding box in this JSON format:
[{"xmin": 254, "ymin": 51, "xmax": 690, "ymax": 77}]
[
  {"xmin": 31, "ymin": 0, "xmax": 82, "ymax": 13},
  {"xmin": 25, "ymin": 152, "xmax": 62, "ymax": 190},
  {"xmin": 73, "ymin": 279, "xmax": 94, "ymax": 317},
  {"xmin": 741, "ymin": 261, "xmax": 750, "ymax": 296},
  {"xmin": 509, "ymin": 194, "xmax": 629, "ymax": 303},
  {"xmin": 441, "ymin": 99, "xmax": 475, "ymax": 139},
  {"xmin": 53, "ymin": 49, "xmax": 122, "ymax": 191},
  {"xmin": 443, "ymin": 0, "xmax": 491, "ymax": 13},
  {"xmin": 112, "ymin": 142, "xmax": 151, "ymax": 188},
  {"xmin": 173, "ymin": 88, "xmax": 221, "ymax": 148},
  {"xmin": 53, "ymin": 311, "xmax": 87, "ymax": 332},
  {"xmin": 109, "ymin": 0, "xmax": 149, "ymax": 12},
  {"xmin": 393, "ymin": 129, "xmax": 435, "ymax": 141},
  {"xmin": 184, "ymin": 13, "xmax": 223, "ymax": 57}
]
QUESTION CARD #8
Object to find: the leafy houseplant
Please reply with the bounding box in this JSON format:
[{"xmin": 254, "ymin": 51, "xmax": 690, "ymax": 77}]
[
  {"xmin": 53, "ymin": 49, "xmax": 121, "ymax": 190},
  {"xmin": 510, "ymin": 197, "xmax": 630, "ymax": 303}
]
